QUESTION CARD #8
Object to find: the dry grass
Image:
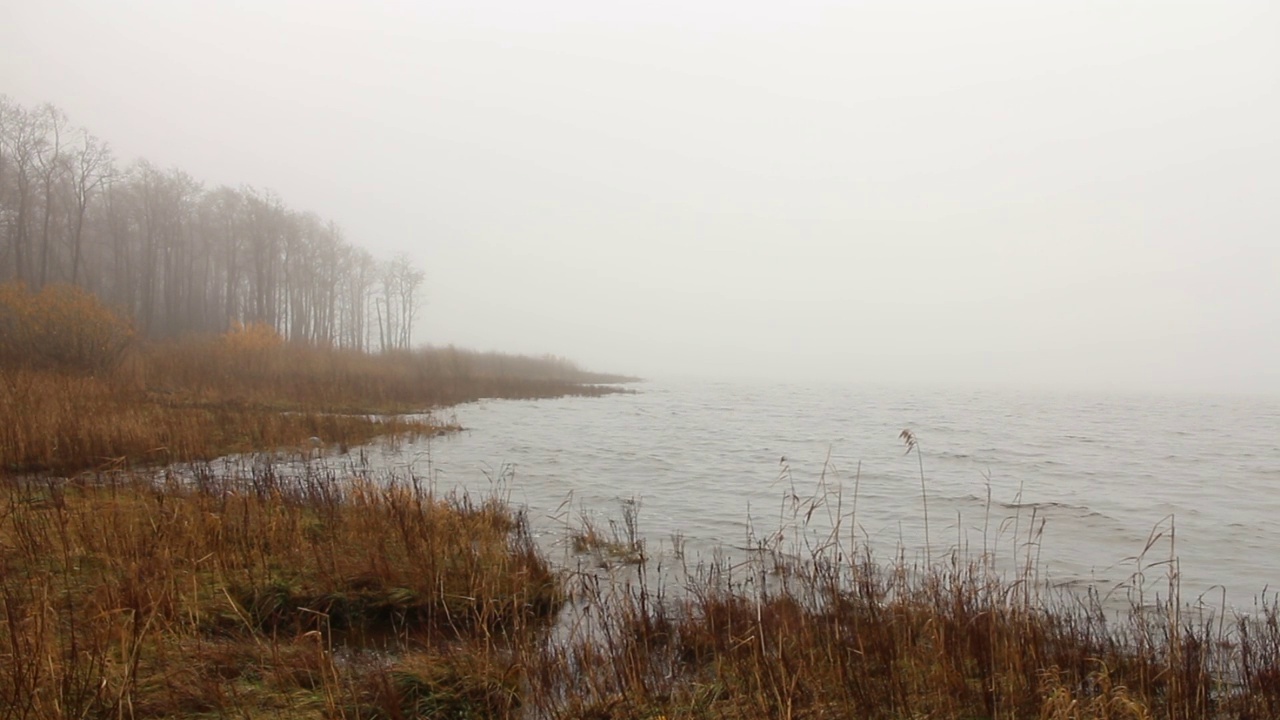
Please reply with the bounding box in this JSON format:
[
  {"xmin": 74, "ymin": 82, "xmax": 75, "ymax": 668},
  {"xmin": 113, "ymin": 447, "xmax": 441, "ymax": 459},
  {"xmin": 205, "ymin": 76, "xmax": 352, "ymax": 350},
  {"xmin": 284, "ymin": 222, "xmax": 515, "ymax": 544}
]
[
  {"xmin": 6, "ymin": 283, "xmax": 1276, "ymax": 718},
  {"xmin": 0, "ymin": 340, "xmax": 631, "ymax": 473},
  {"xmin": 568, "ymin": 498, "xmax": 647, "ymax": 569},
  {"xmin": 2, "ymin": 461, "xmax": 1279, "ymax": 719},
  {"xmin": 524, "ymin": 483, "xmax": 1280, "ymax": 720},
  {"xmin": 0, "ymin": 468, "xmax": 558, "ymax": 720},
  {"xmin": 0, "ymin": 366, "xmax": 447, "ymax": 474},
  {"xmin": 0, "ymin": 281, "xmax": 632, "ymax": 474},
  {"xmin": 138, "ymin": 335, "xmax": 634, "ymax": 414}
]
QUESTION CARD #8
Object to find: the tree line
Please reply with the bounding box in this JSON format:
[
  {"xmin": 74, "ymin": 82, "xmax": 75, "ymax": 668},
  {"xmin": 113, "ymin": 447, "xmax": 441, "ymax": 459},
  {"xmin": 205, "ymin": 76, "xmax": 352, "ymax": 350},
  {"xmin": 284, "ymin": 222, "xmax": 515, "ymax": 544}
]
[{"xmin": 0, "ymin": 96, "xmax": 423, "ymax": 351}]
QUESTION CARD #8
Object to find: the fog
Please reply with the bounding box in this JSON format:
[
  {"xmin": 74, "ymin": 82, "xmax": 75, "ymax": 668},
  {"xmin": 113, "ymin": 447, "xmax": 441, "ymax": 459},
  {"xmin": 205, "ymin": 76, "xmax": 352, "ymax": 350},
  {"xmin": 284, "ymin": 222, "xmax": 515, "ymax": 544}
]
[{"xmin": 3, "ymin": 1, "xmax": 1277, "ymax": 394}]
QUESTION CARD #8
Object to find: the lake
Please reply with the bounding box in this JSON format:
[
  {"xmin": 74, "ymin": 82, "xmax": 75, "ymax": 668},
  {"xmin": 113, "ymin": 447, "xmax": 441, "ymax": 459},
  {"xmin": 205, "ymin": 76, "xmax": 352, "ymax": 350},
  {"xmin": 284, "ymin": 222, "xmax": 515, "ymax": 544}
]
[{"xmin": 277, "ymin": 378, "xmax": 1280, "ymax": 610}]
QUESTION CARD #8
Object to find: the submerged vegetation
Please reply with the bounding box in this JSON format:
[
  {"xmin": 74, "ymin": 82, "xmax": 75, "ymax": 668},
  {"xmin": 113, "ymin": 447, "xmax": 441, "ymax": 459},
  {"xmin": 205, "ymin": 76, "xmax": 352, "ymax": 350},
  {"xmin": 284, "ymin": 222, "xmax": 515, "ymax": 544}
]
[
  {"xmin": 565, "ymin": 496, "xmax": 648, "ymax": 569},
  {"xmin": 543, "ymin": 520, "xmax": 1280, "ymax": 719}
]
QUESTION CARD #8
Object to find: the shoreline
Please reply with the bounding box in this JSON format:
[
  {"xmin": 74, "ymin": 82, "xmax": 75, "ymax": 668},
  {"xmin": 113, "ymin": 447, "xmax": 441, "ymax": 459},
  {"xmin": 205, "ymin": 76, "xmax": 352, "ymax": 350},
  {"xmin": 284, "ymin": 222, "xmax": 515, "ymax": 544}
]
[
  {"xmin": 1, "ymin": 338, "xmax": 632, "ymax": 475},
  {"xmin": 3, "ymin": 461, "xmax": 1277, "ymax": 718}
]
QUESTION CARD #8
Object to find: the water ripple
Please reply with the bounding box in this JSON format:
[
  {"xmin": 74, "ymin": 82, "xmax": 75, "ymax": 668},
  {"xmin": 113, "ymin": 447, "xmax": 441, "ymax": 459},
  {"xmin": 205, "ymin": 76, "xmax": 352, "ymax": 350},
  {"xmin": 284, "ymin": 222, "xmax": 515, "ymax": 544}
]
[{"xmin": 359, "ymin": 380, "xmax": 1280, "ymax": 610}]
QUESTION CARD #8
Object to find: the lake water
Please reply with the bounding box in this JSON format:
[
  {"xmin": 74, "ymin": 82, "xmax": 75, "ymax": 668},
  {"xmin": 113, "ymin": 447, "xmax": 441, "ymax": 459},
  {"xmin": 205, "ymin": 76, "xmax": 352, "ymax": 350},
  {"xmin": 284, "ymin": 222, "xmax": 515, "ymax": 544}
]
[{"xmin": 321, "ymin": 379, "xmax": 1280, "ymax": 610}]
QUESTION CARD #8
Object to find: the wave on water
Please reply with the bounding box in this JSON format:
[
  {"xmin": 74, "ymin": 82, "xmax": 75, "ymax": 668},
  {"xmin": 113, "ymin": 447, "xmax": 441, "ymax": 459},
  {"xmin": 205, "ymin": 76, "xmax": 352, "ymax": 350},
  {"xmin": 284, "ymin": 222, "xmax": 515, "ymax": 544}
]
[{"xmin": 288, "ymin": 379, "xmax": 1280, "ymax": 609}]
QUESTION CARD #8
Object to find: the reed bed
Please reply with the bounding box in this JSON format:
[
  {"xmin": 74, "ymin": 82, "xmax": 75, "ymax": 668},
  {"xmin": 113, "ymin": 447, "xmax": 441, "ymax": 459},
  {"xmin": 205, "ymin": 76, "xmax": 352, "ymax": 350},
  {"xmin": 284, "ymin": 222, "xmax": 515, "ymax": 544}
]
[
  {"xmin": 0, "ymin": 366, "xmax": 447, "ymax": 474},
  {"xmin": 0, "ymin": 281, "xmax": 631, "ymax": 473},
  {"xmin": 528, "ymin": 480, "xmax": 1280, "ymax": 720},
  {"xmin": 137, "ymin": 337, "xmax": 634, "ymax": 414},
  {"xmin": 0, "ymin": 335, "xmax": 629, "ymax": 476},
  {"xmin": 536, "ymin": 552, "xmax": 1280, "ymax": 719},
  {"xmin": 0, "ymin": 343, "xmax": 628, "ymax": 473}
]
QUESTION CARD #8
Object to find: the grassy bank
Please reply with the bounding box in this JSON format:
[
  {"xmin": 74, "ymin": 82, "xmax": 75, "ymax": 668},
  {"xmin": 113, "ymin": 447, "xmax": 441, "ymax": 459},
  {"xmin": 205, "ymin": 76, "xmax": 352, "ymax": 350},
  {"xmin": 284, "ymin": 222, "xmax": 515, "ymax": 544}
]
[
  {"xmin": 0, "ymin": 470, "xmax": 559, "ymax": 719},
  {"xmin": 0, "ymin": 365, "xmax": 446, "ymax": 474},
  {"xmin": 3, "ymin": 464, "xmax": 1280, "ymax": 719},
  {"xmin": 0, "ymin": 342, "xmax": 630, "ymax": 474},
  {"xmin": 0, "ymin": 282, "xmax": 631, "ymax": 473}
]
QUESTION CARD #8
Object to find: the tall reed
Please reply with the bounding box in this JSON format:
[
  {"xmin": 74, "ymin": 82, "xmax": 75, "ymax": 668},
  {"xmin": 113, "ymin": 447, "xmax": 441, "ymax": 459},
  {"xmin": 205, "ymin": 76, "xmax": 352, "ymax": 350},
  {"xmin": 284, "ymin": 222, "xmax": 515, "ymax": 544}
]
[{"xmin": 528, "ymin": 463, "xmax": 1280, "ymax": 720}]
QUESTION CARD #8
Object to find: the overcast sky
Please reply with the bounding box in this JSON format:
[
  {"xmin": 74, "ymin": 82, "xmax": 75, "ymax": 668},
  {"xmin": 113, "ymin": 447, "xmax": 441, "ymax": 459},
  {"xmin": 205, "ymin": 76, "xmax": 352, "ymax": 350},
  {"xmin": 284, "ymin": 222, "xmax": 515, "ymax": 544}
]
[{"xmin": 2, "ymin": 1, "xmax": 1277, "ymax": 393}]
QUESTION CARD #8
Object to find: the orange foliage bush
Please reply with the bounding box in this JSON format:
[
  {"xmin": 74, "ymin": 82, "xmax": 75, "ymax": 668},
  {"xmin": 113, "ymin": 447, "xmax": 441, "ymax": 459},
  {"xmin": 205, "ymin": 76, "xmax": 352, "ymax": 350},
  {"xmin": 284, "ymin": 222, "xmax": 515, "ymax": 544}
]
[
  {"xmin": 0, "ymin": 282, "xmax": 135, "ymax": 373},
  {"xmin": 221, "ymin": 319, "xmax": 284, "ymax": 352}
]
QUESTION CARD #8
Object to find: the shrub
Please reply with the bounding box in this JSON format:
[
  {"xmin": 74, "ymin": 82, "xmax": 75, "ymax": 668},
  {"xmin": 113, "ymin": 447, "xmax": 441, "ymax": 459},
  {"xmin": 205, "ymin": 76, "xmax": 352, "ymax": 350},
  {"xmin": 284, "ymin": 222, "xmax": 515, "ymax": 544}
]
[
  {"xmin": 221, "ymin": 319, "xmax": 284, "ymax": 352},
  {"xmin": 0, "ymin": 282, "xmax": 135, "ymax": 373}
]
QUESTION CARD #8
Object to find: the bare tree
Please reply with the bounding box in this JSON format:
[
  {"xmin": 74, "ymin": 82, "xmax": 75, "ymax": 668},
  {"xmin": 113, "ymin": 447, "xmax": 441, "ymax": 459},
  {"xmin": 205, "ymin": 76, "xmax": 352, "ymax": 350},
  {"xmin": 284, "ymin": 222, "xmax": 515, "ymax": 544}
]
[
  {"xmin": 33, "ymin": 104, "xmax": 69, "ymax": 288},
  {"xmin": 66, "ymin": 130, "xmax": 112, "ymax": 285},
  {"xmin": 376, "ymin": 254, "xmax": 426, "ymax": 350},
  {"xmin": 0, "ymin": 97, "xmax": 10, "ymax": 275},
  {"xmin": 0, "ymin": 98, "xmax": 427, "ymax": 350},
  {"xmin": 394, "ymin": 254, "xmax": 425, "ymax": 349},
  {"xmin": 0, "ymin": 99, "xmax": 45, "ymax": 283}
]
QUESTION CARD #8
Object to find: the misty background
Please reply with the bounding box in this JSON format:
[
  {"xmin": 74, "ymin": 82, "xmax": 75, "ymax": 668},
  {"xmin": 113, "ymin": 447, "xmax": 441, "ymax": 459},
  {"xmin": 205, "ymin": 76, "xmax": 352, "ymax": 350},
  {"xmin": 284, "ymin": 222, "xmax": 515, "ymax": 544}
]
[{"xmin": 2, "ymin": 1, "xmax": 1277, "ymax": 394}]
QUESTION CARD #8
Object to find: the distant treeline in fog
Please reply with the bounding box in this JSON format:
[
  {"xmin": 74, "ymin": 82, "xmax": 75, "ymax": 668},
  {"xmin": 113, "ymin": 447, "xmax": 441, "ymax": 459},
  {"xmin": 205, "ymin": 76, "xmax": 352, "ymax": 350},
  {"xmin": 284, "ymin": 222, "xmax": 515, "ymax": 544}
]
[{"xmin": 0, "ymin": 96, "xmax": 422, "ymax": 351}]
